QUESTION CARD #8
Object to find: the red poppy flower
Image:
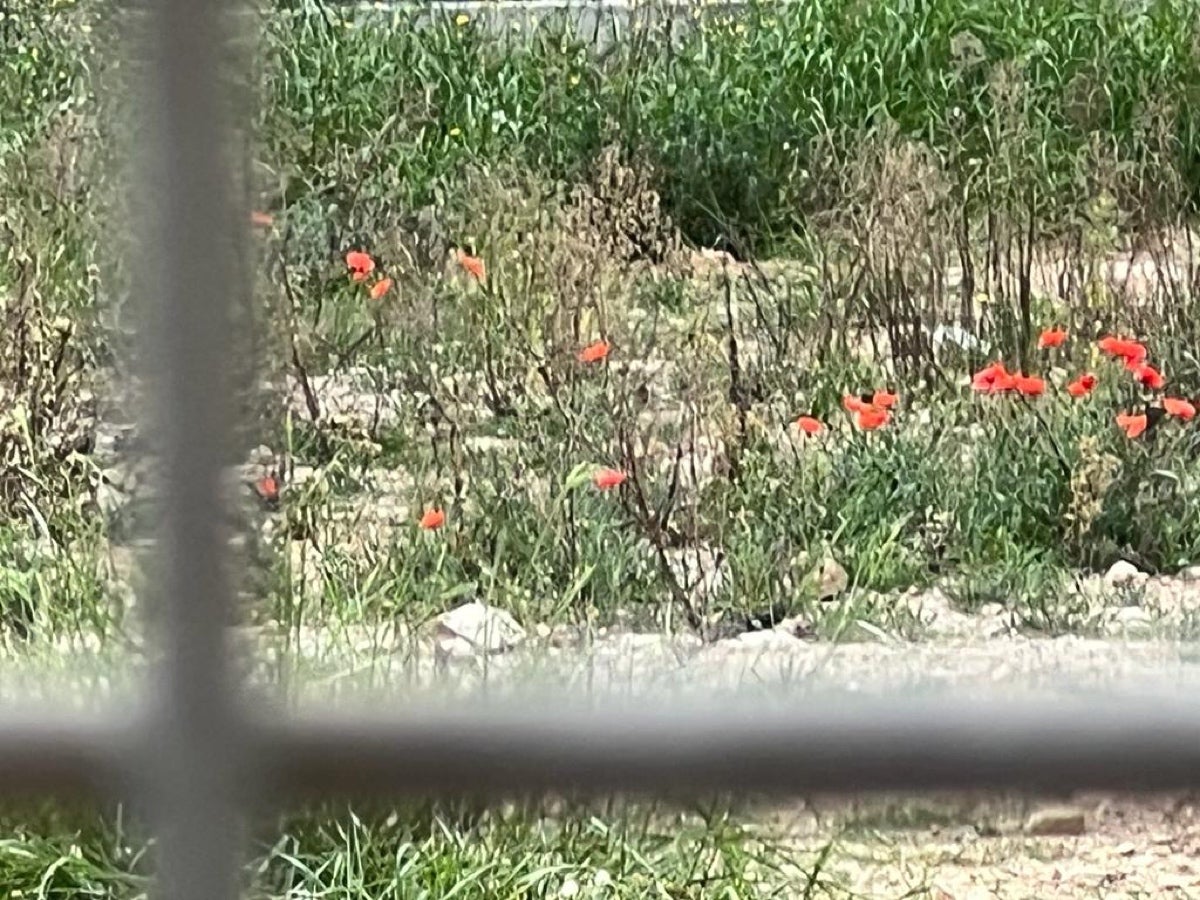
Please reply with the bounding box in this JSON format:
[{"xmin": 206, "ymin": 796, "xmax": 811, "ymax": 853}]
[
  {"xmin": 1037, "ymin": 328, "xmax": 1067, "ymax": 349},
  {"xmin": 971, "ymin": 362, "xmax": 1016, "ymax": 394},
  {"xmin": 855, "ymin": 405, "xmax": 890, "ymax": 431},
  {"xmin": 1014, "ymin": 374, "xmax": 1046, "ymax": 397},
  {"xmin": 346, "ymin": 250, "xmax": 375, "ymax": 282},
  {"xmin": 1116, "ymin": 412, "xmax": 1148, "ymax": 440},
  {"xmin": 1132, "ymin": 363, "xmax": 1165, "ymax": 390},
  {"xmin": 1066, "ymin": 373, "xmax": 1097, "ymax": 398},
  {"xmin": 592, "ymin": 467, "xmax": 627, "ymax": 490},
  {"xmin": 419, "ymin": 508, "xmax": 446, "ymax": 530},
  {"xmin": 871, "ymin": 390, "xmax": 898, "ymax": 409},
  {"xmin": 369, "ymin": 277, "xmax": 393, "ymax": 300},
  {"xmin": 795, "ymin": 416, "xmax": 822, "ymax": 435},
  {"xmin": 254, "ymin": 475, "xmax": 279, "ymax": 502},
  {"xmin": 842, "ymin": 394, "xmax": 867, "ymax": 413},
  {"xmin": 577, "ymin": 340, "xmax": 612, "ymax": 364},
  {"xmin": 1163, "ymin": 397, "xmax": 1197, "ymax": 421},
  {"xmin": 1098, "ymin": 336, "xmax": 1147, "ymax": 366},
  {"xmin": 456, "ymin": 249, "xmax": 486, "ymax": 282}
]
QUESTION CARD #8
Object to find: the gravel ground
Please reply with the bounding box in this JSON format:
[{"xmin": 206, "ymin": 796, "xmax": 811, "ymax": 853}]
[{"xmin": 6, "ymin": 610, "xmax": 1200, "ymax": 702}]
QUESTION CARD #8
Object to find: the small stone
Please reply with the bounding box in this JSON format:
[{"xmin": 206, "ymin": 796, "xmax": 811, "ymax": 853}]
[
  {"xmin": 811, "ymin": 557, "xmax": 849, "ymax": 601},
  {"xmin": 776, "ymin": 615, "xmax": 815, "ymax": 639},
  {"xmin": 290, "ymin": 465, "xmax": 318, "ymax": 486},
  {"xmin": 1105, "ymin": 560, "xmax": 1147, "ymax": 587},
  {"xmin": 1024, "ymin": 806, "xmax": 1087, "ymax": 836},
  {"xmin": 1108, "ymin": 606, "xmax": 1153, "ymax": 632},
  {"xmin": 246, "ymin": 444, "xmax": 275, "ymax": 467},
  {"xmin": 435, "ymin": 601, "xmax": 526, "ymax": 655}
]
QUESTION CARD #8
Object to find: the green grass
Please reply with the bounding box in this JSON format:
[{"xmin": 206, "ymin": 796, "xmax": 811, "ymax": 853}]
[
  {"xmin": 7, "ymin": 0, "xmax": 1200, "ymax": 895},
  {"xmin": 249, "ymin": 0, "xmax": 1200, "ymax": 254},
  {"xmin": 0, "ymin": 801, "xmax": 838, "ymax": 899}
]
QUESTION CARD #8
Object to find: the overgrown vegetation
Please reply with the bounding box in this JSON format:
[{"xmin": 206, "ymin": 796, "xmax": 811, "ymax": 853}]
[{"xmin": 6, "ymin": 0, "xmax": 1200, "ymax": 894}]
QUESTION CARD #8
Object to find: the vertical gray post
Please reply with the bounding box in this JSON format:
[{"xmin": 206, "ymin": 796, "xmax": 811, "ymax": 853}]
[{"xmin": 136, "ymin": 0, "xmax": 243, "ymax": 896}]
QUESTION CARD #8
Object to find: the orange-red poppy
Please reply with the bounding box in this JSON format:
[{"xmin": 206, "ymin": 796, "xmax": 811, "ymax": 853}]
[
  {"xmin": 346, "ymin": 250, "xmax": 375, "ymax": 282},
  {"xmin": 1098, "ymin": 336, "xmax": 1147, "ymax": 366},
  {"xmin": 795, "ymin": 415, "xmax": 822, "ymax": 435},
  {"xmin": 1014, "ymin": 374, "xmax": 1046, "ymax": 397},
  {"xmin": 855, "ymin": 405, "xmax": 890, "ymax": 431},
  {"xmin": 1037, "ymin": 327, "xmax": 1067, "ymax": 349},
  {"xmin": 419, "ymin": 508, "xmax": 446, "ymax": 530},
  {"xmin": 1116, "ymin": 412, "xmax": 1148, "ymax": 440},
  {"xmin": 1164, "ymin": 397, "xmax": 1197, "ymax": 421},
  {"xmin": 871, "ymin": 390, "xmax": 898, "ymax": 409},
  {"xmin": 250, "ymin": 210, "xmax": 274, "ymax": 228},
  {"xmin": 592, "ymin": 467, "xmax": 627, "ymax": 490},
  {"xmin": 577, "ymin": 340, "xmax": 612, "ymax": 364},
  {"xmin": 1066, "ymin": 373, "xmax": 1097, "ymax": 398},
  {"xmin": 842, "ymin": 394, "xmax": 867, "ymax": 413},
  {"xmin": 369, "ymin": 277, "xmax": 393, "ymax": 300},
  {"xmin": 971, "ymin": 362, "xmax": 1016, "ymax": 394},
  {"xmin": 1132, "ymin": 363, "xmax": 1166, "ymax": 390},
  {"xmin": 456, "ymin": 249, "xmax": 486, "ymax": 282},
  {"xmin": 254, "ymin": 475, "xmax": 279, "ymax": 502}
]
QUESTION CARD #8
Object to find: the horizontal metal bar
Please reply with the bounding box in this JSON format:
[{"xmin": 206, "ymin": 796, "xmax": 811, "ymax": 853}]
[
  {"xmin": 0, "ymin": 712, "xmax": 132, "ymax": 800},
  {"xmin": 249, "ymin": 693, "xmax": 1200, "ymax": 802},
  {"xmin": 6, "ymin": 690, "xmax": 1200, "ymax": 804}
]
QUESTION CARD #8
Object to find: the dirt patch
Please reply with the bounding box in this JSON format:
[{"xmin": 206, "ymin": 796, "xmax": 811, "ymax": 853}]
[{"xmin": 764, "ymin": 791, "xmax": 1200, "ymax": 898}]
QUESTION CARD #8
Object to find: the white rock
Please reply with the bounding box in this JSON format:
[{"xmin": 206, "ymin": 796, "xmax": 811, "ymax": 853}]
[
  {"xmin": 434, "ymin": 633, "xmax": 476, "ymax": 661},
  {"xmin": 1023, "ymin": 806, "xmax": 1086, "ymax": 836},
  {"xmin": 289, "ymin": 465, "xmax": 319, "ymax": 486},
  {"xmin": 1107, "ymin": 605, "xmax": 1154, "ymax": 633},
  {"xmin": 902, "ymin": 589, "xmax": 1008, "ymax": 638},
  {"xmin": 435, "ymin": 601, "xmax": 526, "ymax": 654},
  {"xmin": 246, "ymin": 444, "xmax": 275, "ymax": 467},
  {"xmin": 931, "ymin": 322, "xmax": 987, "ymax": 353},
  {"xmin": 775, "ymin": 615, "xmax": 815, "ymax": 639},
  {"xmin": 1104, "ymin": 560, "xmax": 1147, "ymax": 587}
]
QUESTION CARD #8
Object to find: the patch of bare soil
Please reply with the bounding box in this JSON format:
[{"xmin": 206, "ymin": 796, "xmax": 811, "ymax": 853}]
[{"xmin": 768, "ymin": 791, "xmax": 1200, "ymax": 898}]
